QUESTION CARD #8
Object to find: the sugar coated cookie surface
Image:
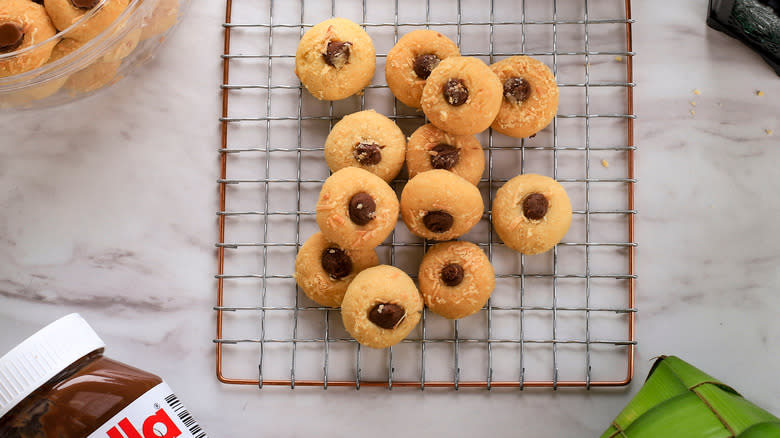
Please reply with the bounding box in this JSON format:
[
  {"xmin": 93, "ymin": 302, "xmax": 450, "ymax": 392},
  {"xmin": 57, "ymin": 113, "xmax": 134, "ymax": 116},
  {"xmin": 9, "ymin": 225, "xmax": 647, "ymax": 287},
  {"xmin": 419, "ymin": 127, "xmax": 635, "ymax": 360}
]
[
  {"xmin": 418, "ymin": 241, "xmax": 495, "ymax": 320},
  {"xmin": 316, "ymin": 167, "xmax": 399, "ymax": 250},
  {"xmin": 490, "ymin": 56, "xmax": 559, "ymax": 138},
  {"xmin": 420, "ymin": 56, "xmax": 502, "ymax": 136},
  {"xmin": 295, "ymin": 17, "xmax": 376, "ymax": 101},
  {"xmin": 45, "ymin": 0, "xmax": 129, "ymax": 43},
  {"xmin": 0, "ymin": 0, "xmax": 57, "ymax": 78},
  {"xmin": 341, "ymin": 265, "xmax": 423, "ymax": 349},
  {"xmin": 400, "ymin": 169, "xmax": 484, "ymax": 241},
  {"xmin": 405, "ymin": 123, "xmax": 485, "ymax": 186},
  {"xmin": 294, "ymin": 232, "xmax": 379, "ymax": 307},
  {"xmin": 324, "ymin": 110, "xmax": 406, "ymax": 182},
  {"xmin": 385, "ymin": 29, "xmax": 459, "ymax": 109},
  {"xmin": 492, "ymin": 173, "xmax": 572, "ymax": 255}
]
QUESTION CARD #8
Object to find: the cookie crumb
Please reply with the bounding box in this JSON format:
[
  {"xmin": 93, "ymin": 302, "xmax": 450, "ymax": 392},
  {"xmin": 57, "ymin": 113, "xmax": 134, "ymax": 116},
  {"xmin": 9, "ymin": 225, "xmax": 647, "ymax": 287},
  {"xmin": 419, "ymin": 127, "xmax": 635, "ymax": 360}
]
[
  {"xmin": 766, "ymin": 129, "xmax": 774, "ymax": 136},
  {"xmin": 756, "ymin": 90, "xmax": 764, "ymax": 97},
  {"xmin": 601, "ymin": 159, "xmax": 609, "ymax": 168},
  {"xmin": 693, "ymin": 89, "xmax": 701, "ymax": 95},
  {"xmin": 718, "ymin": 102, "xmax": 723, "ymax": 107},
  {"xmin": 614, "ymin": 56, "xmax": 623, "ymax": 62},
  {"xmin": 690, "ymin": 101, "xmax": 696, "ymax": 107},
  {"xmin": 690, "ymin": 109, "xmax": 696, "ymax": 116}
]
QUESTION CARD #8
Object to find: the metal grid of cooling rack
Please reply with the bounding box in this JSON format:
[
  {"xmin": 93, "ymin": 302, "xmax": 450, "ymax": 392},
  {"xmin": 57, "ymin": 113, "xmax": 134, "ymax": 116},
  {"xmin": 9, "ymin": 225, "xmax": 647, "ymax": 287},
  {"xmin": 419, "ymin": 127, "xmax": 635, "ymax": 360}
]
[{"xmin": 215, "ymin": 0, "xmax": 636, "ymax": 389}]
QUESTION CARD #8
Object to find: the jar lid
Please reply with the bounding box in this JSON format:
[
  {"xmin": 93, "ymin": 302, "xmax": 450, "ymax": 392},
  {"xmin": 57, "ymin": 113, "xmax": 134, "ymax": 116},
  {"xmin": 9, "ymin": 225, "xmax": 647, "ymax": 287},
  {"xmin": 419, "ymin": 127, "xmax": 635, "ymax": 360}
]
[{"xmin": 0, "ymin": 313, "xmax": 106, "ymax": 419}]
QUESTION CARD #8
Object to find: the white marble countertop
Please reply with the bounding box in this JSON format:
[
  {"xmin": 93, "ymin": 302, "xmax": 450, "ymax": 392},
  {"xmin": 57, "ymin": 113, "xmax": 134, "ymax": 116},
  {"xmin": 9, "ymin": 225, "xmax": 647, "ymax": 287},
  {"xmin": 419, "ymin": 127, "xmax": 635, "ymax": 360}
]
[{"xmin": 1, "ymin": 0, "xmax": 779, "ymax": 436}]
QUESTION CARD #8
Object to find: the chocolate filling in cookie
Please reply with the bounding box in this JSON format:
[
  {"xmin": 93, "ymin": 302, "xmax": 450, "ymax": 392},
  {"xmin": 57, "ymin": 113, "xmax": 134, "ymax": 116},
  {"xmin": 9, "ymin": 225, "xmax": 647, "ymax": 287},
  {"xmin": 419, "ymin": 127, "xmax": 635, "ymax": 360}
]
[
  {"xmin": 368, "ymin": 303, "xmax": 405, "ymax": 329},
  {"xmin": 503, "ymin": 77, "xmax": 531, "ymax": 104},
  {"xmin": 321, "ymin": 247, "xmax": 353, "ymax": 279},
  {"xmin": 522, "ymin": 193, "xmax": 548, "ymax": 220},
  {"xmin": 443, "ymin": 78, "xmax": 468, "ymax": 106},
  {"xmin": 71, "ymin": 0, "xmax": 101, "ymax": 9},
  {"xmin": 0, "ymin": 23, "xmax": 24, "ymax": 53},
  {"xmin": 354, "ymin": 142, "xmax": 383, "ymax": 165},
  {"xmin": 423, "ymin": 210, "xmax": 454, "ymax": 233},
  {"xmin": 348, "ymin": 192, "xmax": 377, "ymax": 226},
  {"xmin": 441, "ymin": 263, "xmax": 465, "ymax": 287},
  {"xmin": 413, "ymin": 54, "xmax": 440, "ymax": 79},
  {"xmin": 324, "ymin": 40, "xmax": 352, "ymax": 68},
  {"xmin": 429, "ymin": 144, "xmax": 459, "ymax": 170}
]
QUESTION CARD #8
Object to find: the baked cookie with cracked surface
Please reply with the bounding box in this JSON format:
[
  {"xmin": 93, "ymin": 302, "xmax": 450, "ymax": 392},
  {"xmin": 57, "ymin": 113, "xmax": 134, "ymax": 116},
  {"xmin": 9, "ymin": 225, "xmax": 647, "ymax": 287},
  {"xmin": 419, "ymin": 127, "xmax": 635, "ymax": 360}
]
[
  {"xmin": 400, "ymin": 169, "xmax": 484, "ymax": 241},
  {"xmin": 45, "ymin": 0, "xmax": 129, "ymax": 43},
  {"xmin": 420, "ymin": 56, "xmax": 502, "ymax": 136},
  {"xmin": 0, "ymin": 0, "xmax": 57, "ymax": 78},
  {"xmin": 295, "ymin": 17, "xmax": 376, "ymax": 101},
  {"xmin": 294, "ymin": 231, "xmax": 379, "ymax": 307},
  {"xmin": 341, "ymin": 265, "xmax": 423, "ymax": 349},
  {"xmin": 405, "ymin": 123, "xmax": 485, "ymax": 186},
  {"xmin": 490, "ymin": 56, "xmax": 559, "ymax": 138},
  {"xmin": 316, "ymin": 167, "xmax": 399, "ymax": 250},
  {"xmin": 385, "ymin": 29, "xmax": 459, "ymax": 109},
  {"xmin": 324, "ymin": 110, "xmax": 406, "ymax": 183},
  {"xmin": 492, "ymin": 173, "xmax": 572, "ymax": 255},
  {"xmin": 418, "ymin": 241, "xmax": 495, "ymax": 320}
]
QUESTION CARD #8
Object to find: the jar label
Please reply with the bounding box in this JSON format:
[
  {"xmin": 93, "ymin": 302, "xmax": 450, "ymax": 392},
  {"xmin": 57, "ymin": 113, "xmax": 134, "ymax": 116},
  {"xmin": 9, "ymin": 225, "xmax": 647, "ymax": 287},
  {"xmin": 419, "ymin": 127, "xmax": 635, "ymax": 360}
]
[{"xmin": 86, "ymin": 382, "xmax": 207, "ymax": 438}]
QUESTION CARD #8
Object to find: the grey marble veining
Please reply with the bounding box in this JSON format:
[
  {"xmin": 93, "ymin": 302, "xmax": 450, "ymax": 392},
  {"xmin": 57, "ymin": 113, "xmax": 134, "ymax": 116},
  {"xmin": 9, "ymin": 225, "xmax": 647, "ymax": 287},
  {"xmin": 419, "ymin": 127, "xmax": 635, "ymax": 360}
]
[{"xmin": 0, "ymin": 0, "xmax": 779, "ymax": 436}]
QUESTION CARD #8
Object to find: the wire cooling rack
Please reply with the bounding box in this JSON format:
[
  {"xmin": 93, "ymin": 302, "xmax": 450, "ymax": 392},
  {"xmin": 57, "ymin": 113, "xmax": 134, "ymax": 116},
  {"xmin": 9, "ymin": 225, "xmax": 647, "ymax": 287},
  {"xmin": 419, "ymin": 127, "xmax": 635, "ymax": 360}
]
[{"xmin": 215, "ymin": 0, "xmax": 636, "ymax": 389}]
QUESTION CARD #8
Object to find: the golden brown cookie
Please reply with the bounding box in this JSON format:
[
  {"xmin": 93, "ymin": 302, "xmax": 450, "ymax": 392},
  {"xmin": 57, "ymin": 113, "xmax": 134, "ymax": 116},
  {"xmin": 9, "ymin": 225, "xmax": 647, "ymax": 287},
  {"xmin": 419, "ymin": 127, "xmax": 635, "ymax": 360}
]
[
  {"xmin": 316, "ymin": 167, "xmax": 399, "ymax": 250},
  {"xmin": 64, "ymin": 58, "xmax": 121, "ymax": 93},
  {"xmin": 492, "ymin": 173, "xmax": 572, "ymax": 255},
  {"xmin": 385, "ymin": 29, "xmax": 460, "ymax": 109},
  {"xmin": 45, "ymin": 0, "xmax": 129, "ymax": 43},
  {"xmin": 341, "ymin": 265, "xmax": 423, "ymax": 349},
  {"xmin": 420, "ymin": 56, "xmax": 502, "ymax": 136},
  {"xmin": 418, "ymin": 241, "xmax": 495, "ymax": 320},
  {"xmin": 400, "ymin": 170, "xmax": 484, "ymax": 241},
  {"xmin": 140, "ymin": 0, "xmax": 178, "ymax": 41},
  {"xmin": 405, "ymin": 123, "xmax": 485, "ymax": 186},
  {"xmin": 324, "ymin": 110, "xmax": 406, "ymax": 183},
  {"xmin": 295, "ymin": 17, "xmax": 376, "ymax": 101},
  {"xmin": 0, "ymin": 0, "xmax": 57, "ymax": 78},
  {"xmin": 490, "ymin": 56, "xmax": 559, "ymax": 138},
  {"xmin": 294, "ymin": 232, "xmax": 379, "ymax": 307}
]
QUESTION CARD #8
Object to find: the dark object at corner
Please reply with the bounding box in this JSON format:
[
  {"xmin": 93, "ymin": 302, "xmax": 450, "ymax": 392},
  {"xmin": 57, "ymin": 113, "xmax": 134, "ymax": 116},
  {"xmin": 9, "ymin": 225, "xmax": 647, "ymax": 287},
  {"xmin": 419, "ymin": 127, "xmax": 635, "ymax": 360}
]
[{"xmin": 708, "ymin": 0, "xmax": 780, "ymax": 75}]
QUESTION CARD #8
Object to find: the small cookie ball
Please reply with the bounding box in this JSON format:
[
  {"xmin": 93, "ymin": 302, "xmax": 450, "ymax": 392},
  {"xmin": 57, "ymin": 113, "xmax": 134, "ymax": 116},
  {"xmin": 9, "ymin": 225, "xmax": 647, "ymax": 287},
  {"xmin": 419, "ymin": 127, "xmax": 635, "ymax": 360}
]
[
  {"xmin": 492, "ymin": 173, "xmax": 572, "ymax": 255},
  {"xmin": 420, "ymin": 56, "xmax": 502, "ymax": 136},
  {"xmin": 400, "ymin": 170, "xmax": 484, "ymax": 241},
  {"xmin": 295, "ymin": 17, "xmax": 376, "ymax": 101},
  {"xmin": 385, "ymin": 29, "xmax": 460, "ymax": 109},
  {"xmin": 406, "ymin": 123, "xmax": 485, "ymax": 186},
  {"xmin": 418, "ymin": 241, "xmax": 495, "ymax": 319},
  {"xmin": 294, "ymin": 232, "xmax": 379, "ymax": 307},
  {"xmin": 65, "ymin": 59, "xmax": 121, "ymax": 93},
  {"xmin": 324, "ymin": 110, "xmax": 407, "ymax": 183},
  {"xmin": 490, "ymin": 56, "xmax": 559, "ymax": 138},
  {"xmin": 316, "ymin": 167, "xmax": 399, "ymax": 250},
  {"xmin": 45, "ymin": 0, "xmax": 129, "ymax": 43},
  {"xmin": 0, "ymin": 0, "xmax": 57, "ymax": 78},
  {"xmin": 341, "ymin": 265, "xmax": 423, "ymax": 349}
]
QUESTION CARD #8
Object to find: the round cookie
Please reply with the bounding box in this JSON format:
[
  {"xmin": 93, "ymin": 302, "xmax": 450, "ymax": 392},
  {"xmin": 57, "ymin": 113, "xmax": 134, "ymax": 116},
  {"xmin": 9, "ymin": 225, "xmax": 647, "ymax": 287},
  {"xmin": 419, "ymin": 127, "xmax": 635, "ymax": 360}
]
[
  {"xmin": 420, "ymin": 56, "xmax": 502, "ymax": 136},
  {"xmin": 385, "ymin": 29, "xmax": 460, "ymax": 109},
  {"xmin": 324, "ymin": 110, "xmax": 406, "ymax": 183},
  {"xmin": 0, "ymin": 0, "xmax": 57, "ymax": 78},
  {"xmin": 418, "ymin": 241, "xmax": 495, "ymax": 320},
  {"xmin": 295, "ymin": 17, "xmax": 376, "ymax": 101},
  {"xmin": 406, "ymin": 123, "xmax": 485, "ymax": 186},
  {"xmin": 490, "ymin": 56, "xmax": 559, "ymax": 138},
  {"xmin": 294, "ymin": 232, "xmax": 379, "ymax": 307},
  {"xmin": 65, "ymin": 58, "xmax": 120, "ymax": 93},
  {"xmin": 316, "ymin": 167, "xmax": 399, "ymax": 250},
  {"xmin": 45, "ymin": 0, "xmax": 129, "ymax": 43},
  {"xmin": 492, "ymin": 173, "xmax": 572, "ymax": 255},
  {"xmin": 140, "ymin": 0, "xmax": 179, "ymax": 41},
  {"xmin": 341, "ymin": 265, "xmax": 423, "ymax": 349},
  {"xmin": 400, "ymin": 169, "xmax": 484, "ymax": 241}
]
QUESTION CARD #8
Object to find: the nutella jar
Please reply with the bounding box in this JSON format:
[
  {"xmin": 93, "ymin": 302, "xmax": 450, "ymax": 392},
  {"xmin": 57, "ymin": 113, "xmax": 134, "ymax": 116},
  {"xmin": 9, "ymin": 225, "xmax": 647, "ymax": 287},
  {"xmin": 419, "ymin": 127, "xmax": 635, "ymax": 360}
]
[{"xmin": 0, "ymin": 314, "xmax": 207, "ymax": 438}]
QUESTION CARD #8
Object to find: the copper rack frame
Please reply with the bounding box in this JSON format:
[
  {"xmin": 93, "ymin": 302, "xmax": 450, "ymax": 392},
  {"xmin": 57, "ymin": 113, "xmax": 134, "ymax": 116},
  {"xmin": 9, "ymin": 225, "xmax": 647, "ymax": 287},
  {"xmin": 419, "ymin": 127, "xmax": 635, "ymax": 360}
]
[{"xmin": 216, "ymin": 0, "xmax": 636, "ymax": 389}]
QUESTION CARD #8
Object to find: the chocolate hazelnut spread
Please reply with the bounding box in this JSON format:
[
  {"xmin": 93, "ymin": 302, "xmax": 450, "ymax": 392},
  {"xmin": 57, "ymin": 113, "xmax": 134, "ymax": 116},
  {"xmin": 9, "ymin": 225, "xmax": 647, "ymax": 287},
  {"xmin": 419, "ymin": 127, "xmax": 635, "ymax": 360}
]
[{"xmin": 0, "ymin": 314, "xmax": 206, "ymax": 438}]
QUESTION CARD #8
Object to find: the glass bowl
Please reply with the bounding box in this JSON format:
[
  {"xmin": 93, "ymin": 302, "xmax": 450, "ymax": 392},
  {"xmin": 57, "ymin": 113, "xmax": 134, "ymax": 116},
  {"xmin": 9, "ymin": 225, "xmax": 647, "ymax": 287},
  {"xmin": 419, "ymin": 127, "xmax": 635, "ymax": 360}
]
[{"xmin": 0, "ymin": 0, "xmax": 189, "ymax": 109}]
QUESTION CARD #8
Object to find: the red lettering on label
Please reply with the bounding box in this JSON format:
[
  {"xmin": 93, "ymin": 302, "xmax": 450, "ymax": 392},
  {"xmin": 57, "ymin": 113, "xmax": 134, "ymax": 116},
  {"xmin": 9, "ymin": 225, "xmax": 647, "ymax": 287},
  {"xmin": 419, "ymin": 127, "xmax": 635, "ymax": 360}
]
[
  {"xmin": 142, "ymin": 409, "xmax": 182, "ymax": 438},
  {"xmin": 107, "ymin": 427, "xmax": 125, "ymax": 438},
  {"xmin": 119, "ymin": 419, "xmax": 144, "ymax": 438}
]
